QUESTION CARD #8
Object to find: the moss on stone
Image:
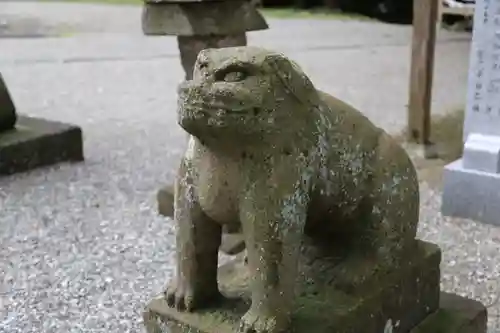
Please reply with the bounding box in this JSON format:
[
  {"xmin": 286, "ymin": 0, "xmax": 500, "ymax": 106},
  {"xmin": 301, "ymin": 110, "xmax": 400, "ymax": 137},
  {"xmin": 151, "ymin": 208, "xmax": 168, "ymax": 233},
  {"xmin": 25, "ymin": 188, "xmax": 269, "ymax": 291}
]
[
  {"xmin": 144, "ymin": 240, "xmax": 443, "ymax": 333},
  {"xmin": 145, "ymin": 250, "xmax": 487, "ymax": 333}
]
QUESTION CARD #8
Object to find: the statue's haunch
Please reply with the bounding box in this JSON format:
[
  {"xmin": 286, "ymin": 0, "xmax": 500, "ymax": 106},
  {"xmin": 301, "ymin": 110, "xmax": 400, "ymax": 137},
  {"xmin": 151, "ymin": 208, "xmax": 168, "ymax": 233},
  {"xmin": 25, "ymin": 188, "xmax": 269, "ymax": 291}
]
[{"xmin": 165, "ymin": 46, "xmax": 419, "ymax": 333}]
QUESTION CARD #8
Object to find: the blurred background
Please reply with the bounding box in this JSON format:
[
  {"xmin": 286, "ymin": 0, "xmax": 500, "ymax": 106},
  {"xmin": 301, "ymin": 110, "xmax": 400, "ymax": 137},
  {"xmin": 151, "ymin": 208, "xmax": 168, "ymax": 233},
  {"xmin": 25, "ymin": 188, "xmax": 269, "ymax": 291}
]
[{"xmin": 259, "ymin": 0, "xmax": 474, "ymax": 26}]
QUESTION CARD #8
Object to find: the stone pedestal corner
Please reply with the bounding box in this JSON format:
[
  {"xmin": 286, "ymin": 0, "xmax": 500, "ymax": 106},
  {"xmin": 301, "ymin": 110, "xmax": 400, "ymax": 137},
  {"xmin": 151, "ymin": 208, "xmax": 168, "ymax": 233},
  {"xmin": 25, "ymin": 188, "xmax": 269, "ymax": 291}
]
[
  {"xmin": 0, "ymin": 73, "xmax": 84, "ymax": 176},
  {"xmin": 442, "ymin": 133, "xmax": 500, "ymax": 226}
]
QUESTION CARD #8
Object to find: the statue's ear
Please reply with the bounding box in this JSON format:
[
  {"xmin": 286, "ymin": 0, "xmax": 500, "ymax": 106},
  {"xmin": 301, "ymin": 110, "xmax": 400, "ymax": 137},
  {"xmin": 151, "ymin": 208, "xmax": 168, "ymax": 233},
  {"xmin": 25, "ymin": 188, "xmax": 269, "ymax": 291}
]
[
  {"xmin": 193, "ymin": 48, "xmax": 220, "ymax": 80},
  {"xmin": 264, "ymin": 53, "xmax": 316, "ymax": 106}
]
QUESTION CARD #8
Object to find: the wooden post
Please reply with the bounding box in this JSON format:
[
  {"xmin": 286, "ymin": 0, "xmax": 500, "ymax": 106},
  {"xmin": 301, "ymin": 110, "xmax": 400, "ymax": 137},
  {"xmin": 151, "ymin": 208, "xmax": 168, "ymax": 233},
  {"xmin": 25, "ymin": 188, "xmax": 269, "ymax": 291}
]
[
  {"xmin": 407, "ymin": 0, "xmax": 438, "ymax": 144},
  {"xmin": 437, "ymin": 0, "xmax": 444, "ymax": 25}
]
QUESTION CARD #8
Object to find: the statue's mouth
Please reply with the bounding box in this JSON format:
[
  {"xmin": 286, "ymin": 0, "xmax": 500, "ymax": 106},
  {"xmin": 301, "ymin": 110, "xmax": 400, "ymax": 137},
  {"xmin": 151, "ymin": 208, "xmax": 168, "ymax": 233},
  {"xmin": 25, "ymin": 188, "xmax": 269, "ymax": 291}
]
[{"xmin": 183, "ymin": 102, "xmax": 250, "ymax": 116}]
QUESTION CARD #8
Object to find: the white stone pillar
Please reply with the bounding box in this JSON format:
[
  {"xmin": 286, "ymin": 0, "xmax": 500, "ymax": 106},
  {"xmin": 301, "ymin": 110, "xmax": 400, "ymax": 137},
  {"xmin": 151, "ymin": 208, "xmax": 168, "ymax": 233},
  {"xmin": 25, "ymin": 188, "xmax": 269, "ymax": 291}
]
[{"xmin": 442, "ymin": 0, "xmax": 500, "ymax": 226}]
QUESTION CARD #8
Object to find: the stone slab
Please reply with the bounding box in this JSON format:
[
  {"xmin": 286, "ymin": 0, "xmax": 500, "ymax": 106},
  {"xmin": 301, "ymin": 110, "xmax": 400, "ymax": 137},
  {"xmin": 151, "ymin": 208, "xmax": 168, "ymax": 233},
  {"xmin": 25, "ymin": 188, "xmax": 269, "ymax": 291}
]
[
  {"xmin": 144, "ymin": 292, "xmax": 487, "ymax": 333},
  {"xmin": 410, "ymin": 293, "xmax": 487, "ymax": 333},
  {"xmin": 143, "ymin": 240, "xmax": 442, "ymax": 333},
  {"xmin": 442, "ymin": 158, "xmax": 500, "ymax": 226},
  {"xmin": 462, "ymin": 133, "xmax": 500, "ymax": 173},
  {"xmin": 141, "ymin": 1, "xmax": 268, "ymax": 36},
  {"xmin": 0, "ymin": 115, "xmax": 84, "ymax": 176}
]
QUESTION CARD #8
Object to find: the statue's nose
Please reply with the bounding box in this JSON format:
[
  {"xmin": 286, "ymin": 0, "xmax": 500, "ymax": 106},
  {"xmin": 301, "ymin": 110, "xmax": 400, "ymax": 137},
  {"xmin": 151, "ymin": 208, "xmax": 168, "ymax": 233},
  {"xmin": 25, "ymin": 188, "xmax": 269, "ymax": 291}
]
[{"xmin": 196, "ymin": 49, "xmax": 211, "ymax": 66}]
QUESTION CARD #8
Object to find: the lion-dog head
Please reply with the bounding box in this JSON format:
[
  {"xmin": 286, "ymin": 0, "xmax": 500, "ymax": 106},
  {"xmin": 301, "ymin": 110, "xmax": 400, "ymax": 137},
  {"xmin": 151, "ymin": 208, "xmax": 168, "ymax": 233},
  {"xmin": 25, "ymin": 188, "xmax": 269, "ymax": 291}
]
[{"xmin": 177, "ymin": 46, "xmax": 319, "ymax": 146}]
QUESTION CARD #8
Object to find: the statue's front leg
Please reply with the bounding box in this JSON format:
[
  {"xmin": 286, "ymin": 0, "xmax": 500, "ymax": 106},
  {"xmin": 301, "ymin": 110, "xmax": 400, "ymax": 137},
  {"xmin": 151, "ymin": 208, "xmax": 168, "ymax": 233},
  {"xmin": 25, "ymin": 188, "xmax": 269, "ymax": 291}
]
[
  {"xmin": 165, "ymin": 160, "xmax": 222, "ymax": 312},
  {"xmin": 238, "ymin": 187, "xmax": 308, "ymax": 333}
]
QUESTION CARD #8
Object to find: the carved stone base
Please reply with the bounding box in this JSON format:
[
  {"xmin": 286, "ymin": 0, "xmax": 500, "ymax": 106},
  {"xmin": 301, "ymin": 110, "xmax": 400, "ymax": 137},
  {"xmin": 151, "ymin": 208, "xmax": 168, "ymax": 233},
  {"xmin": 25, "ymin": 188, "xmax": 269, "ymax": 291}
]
[
  {"xmin": 442, "ymin": 132, "xmax": 500, "ymax": 226},
  {"xmin": 411, "ymin": 293, "xmax": 487, "ymax": 333},
  {"xmin": 142, "ymin": 241, "xmax": 486, "ymax": 333},
  {"xmin": 144, "ymin": 292, "xmax": 486, "ymax": 333},
  {"xmin": 0, "ymin": 115, "xmax": 84, "ymax": 176}
]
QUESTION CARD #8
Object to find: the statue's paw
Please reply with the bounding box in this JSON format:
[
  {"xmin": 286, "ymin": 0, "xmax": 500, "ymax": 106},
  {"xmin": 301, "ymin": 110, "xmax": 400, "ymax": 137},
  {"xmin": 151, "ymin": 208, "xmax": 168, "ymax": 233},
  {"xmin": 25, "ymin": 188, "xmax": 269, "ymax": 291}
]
[
  {"xmin": 164, "ymin": 283, "xmax": 196, "ymax": 312},
  {"xmin": 238, "ymin": 309, "xmax": 286, "ymax": 333},
  {"xmin": 164, "ymin": 281, "xmax": 221, "ymax": 312}
]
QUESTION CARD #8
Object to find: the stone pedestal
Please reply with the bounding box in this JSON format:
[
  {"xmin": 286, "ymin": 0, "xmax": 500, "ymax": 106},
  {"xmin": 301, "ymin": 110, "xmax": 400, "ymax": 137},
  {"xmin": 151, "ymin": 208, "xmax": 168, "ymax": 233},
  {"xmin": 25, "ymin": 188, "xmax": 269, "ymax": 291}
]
[
  {"xmin": 0, "ymin": 73, "xmax": 84, "ymax": 176},
  {"xmin": 143, "ymin": 241, "xmax": 487, "ymax": 333},
  {"xmin": 441, "ymin": 0, "xmax": 500, "ymax": 225},
  {"xmin": 0, "ymin": 116, "xmax": 84, "ymax": 176},
  {"xmin": 442, "ymin": 134, "xmax": 500, "ymax": 226}
]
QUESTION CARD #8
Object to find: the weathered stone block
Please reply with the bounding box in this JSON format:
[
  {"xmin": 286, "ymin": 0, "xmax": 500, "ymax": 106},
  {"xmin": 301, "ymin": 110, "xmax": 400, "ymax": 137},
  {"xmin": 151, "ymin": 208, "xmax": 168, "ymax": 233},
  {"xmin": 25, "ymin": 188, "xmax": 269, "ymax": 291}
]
[
  {"xmin": 144, "ymin": 240, "xmax": 443, "ymax": 333},
  {"xmin": 141, "ymin": 1, "xmax": 268, "ymax": 36},
  {"xmin": 144, "ymin": 293, "xmax": 487, "ymax": 333},
  {"xmin": 462, "ymin": 133, "xmax": 500, "ymax": 173},
  {"xmin": 442, "ymin": 158, "xmax": 500, "ymax": 226},
  {"xmin": 411, "ymin": 293, "xmax": 487, "ymax": 333},
  {"xmin": 0, "ymin": 116, "xmax": 84, "ymax": 176}
]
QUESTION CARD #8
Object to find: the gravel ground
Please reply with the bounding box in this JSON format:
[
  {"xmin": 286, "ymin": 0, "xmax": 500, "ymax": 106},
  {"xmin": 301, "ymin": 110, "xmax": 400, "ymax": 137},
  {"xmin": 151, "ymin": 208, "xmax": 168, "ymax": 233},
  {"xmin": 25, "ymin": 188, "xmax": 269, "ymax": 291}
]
[{"xmin": 0, "ymin": 2, "xmax": 499, "ymax": 333}]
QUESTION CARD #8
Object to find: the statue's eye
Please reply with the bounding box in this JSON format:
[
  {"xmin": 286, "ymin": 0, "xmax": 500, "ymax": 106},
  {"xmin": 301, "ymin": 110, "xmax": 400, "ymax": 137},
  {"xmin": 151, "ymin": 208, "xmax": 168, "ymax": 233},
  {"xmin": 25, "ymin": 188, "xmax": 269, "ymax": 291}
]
[
  {"xmin": 223, "ymin": 70, "xmax": 248, "ymax": 82},
  {"xmin": 214, "ymin": 65, "xmax": 251, "ymax": 82}
]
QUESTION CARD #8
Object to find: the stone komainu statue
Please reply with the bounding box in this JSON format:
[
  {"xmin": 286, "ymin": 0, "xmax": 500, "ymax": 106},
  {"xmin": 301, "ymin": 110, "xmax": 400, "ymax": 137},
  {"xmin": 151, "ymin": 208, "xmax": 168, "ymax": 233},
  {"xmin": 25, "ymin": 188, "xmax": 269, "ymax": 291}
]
[{"xmin": 166, "ymin": 46, "xmax": 420, "ymax": 333}]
